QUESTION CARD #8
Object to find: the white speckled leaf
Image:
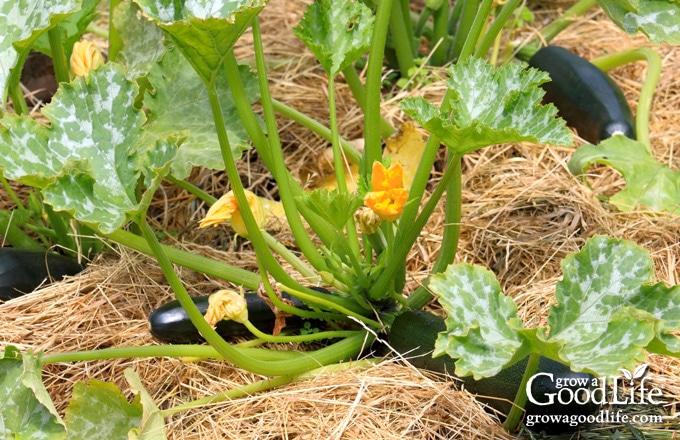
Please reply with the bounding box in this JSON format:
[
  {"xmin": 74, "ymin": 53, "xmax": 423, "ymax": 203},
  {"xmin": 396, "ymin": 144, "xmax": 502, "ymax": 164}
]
[
  {"xmin": 135, "ymin": 0, "xmax": 267, "ymax": 86},
  {"xmin": 0, "ymin": 346, "xmax": 66, "ymax": 439},
  {"xmin": 0, "ymin": 0, "xmax": 79, "ymax": 106},
  {"xmin": 144, "ymin": 48, "xmax": 260, "ymax": 179},
  {"xmin": 430, "ymin": 263, "xmax": 525, "ymax": 379},
  {"xmin": 294, "ymin": 0, "xmax": 374, "ymax": 76},
  {"xmin": 629, "ymin": 283, "xmax": 680, "ymax": 354},
  {"xmin": 113, "ymin": 1, "xmax": 167, "ymax": 80},
  {"xmin": 597, "ymin": 0, "xmax": 680, "ymax": 45},
  {"xmin": 549, "ymin": 235, "xmax": 655, "ymax": 340},
  {"xmin": 0, "ymin": 63, "xmax": 180, "ymax": 233},
  {"xmin": 401, "ymin": 57, "xmax": 573, "ymax": 154},
  {"xmin": 64, "ymin": 380, "xmax": 143, "ymax": 440}
]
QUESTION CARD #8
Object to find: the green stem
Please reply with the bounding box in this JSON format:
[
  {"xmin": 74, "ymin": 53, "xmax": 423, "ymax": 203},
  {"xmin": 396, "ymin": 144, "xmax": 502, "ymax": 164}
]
[
  {"xmin": 1, "ymin": 175, "xmax": 24, "ymax": 208},
  {"xmin": 328, "ymin": 77, "xmax": 349, "ymax": 193},
  {"xmin": 0, "ymin": 211, "xmax": 43, "ymax": 249},
  {"xmin": 271, "ymin": 98, "xmax": 361, "ymax": 164},
  {"xmin": 8, "ymin": 82, "xmax": 29, "ymax": 116},
  {"xmin": 43, "ymin": 203, "xmax": 76, "ymax": 253},
  {"xmin": 503, "ymin": 353, "xmax": 541, "ymax": 432},
  {"xmin": 406, "ymin": 153, "xmax": 462, "ymax": 310},
  {"xmin": 207, "ymin": 78, "xmax": 365, "ymax": 316},
  {"xmin": 431, "ymin": 2, "xmax": 450, "ymax": 66},
  {"xmin": 103, "ymin": 228, "xmax": 260, "ymax": 290},
  {"xmin": 341, "ymin": 66, "xmax": 396, "ymax": 139},
  {"xmin": 459, "ymin": 0, "xmax": 495, "ymax": 62},
  {"xmin": 243, "ymin": 320, "xmax": 359, "ymax": 344},
  {"xmin": 281, "ymin": 285, "xmax": 380, "ymax": 329},
  {"xmin": 108, "ymin": 0, "xmax": 123, "ymax": 62},
  {"xmin": 165, "ymin": 175, "xmax": 216, "ymax": 204},
  {"xmin": 370, "ymin": 154, "xmax": 458, "ymax": 300},
  {"xmin": 414, "ymin": 7, "xmax": 433, "ymax": 38},
  {"xmin": 449, "ymin": 0, "xmax": 478, "ymax": 61},
  {"xmin": 389, "ymin": 0, "xmax": 416, "ymax": 76},
  {"xmin": 262, "ymin": 231, "xmax": 318, "ymax": 283},
  {"xmin": 249, "ymin": 21, "xmax": 330, "ymax": 273},
  {"xmin": 47, "ymin": 27, "xmax": 70, "ymax": 83},
  {"xmin": 474, "ymin": 0, "xmax": 522, "ymax": 59},
  {"xmin": 590, "ymin": 47, "xmax": 661, "ymax": 154},
  {"xmin": 162, "ymin": 359, "xmax": 377, "ymax": 416},
  {"xmin": 362, "ymin": 0, "xmax": 393, "ymax": 177}
]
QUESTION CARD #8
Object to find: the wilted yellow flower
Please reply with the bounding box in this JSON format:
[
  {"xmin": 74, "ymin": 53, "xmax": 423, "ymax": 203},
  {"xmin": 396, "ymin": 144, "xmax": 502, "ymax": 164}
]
[
  {"xmin": 204, "ymin": 289, "xmax": 248, "ymax": 327},
  {"xmin": 70, "ymin": 40, "xmax": 103, "ymax": 78},
  {"xmin": 199, "ymin": 190, "xmax": 266, "ymax": 236},
  {"xmin": 364, "ymin": 162, "xmax": 408, "ymax": 222}
]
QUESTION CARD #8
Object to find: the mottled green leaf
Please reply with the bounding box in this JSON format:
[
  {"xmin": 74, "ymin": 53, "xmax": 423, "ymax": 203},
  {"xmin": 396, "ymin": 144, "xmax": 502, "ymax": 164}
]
[
  {"xmin": 0, "ymin": 346, "xmax": 66, "ymax": 439},
  {"xmin": 65, "ymin": 380, "xmax": 142, "ymax": 440},
  {"xmin": 135, "ymin": 0, "xmax": 267, "ymax": 86},
  {"xmin": 597, "ymin": 0, "xmax": 680, "ymax": 45},
  {"xmin": 294, "ymin": 0, "xmax": 374, "ymax": 76},
  {"xmin": 124, "ymin": 369, "xmax": 166, "ymax": 440},
  {"xmin": 0, "ymin": 63, "xmax": 180, "ymax": 233},
  {"xmin": 32, "ymin": 0, "xmax": 99, "ymax": 60},
  {"xmin": 0, "ymin": 0, "xmax": 80, "ymax": 106},
  {"xmin": 113, "ymin": 1, "xmax": 167, "ymax": 80},
  {"xmin": 144, "ymin": 48, "xmax": 260, "ymax": 179},
  {"xmin": 568, "ymin": 135, "xmax": 680, "ymax": 214},
  {"xmin": 629, "ymin": 282, "xmax": 680, "ymax": 353},
  {"xmin": 430, "ymin": 263, "xmax": 525, "ymax": 379},
  {"xmin": 401, "ymin": 58, "xmax": 573, "ymax": 154}
]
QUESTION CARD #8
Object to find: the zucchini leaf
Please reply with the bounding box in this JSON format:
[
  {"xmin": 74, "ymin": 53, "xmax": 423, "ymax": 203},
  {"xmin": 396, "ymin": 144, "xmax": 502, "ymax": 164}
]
[
  {"xmin": 134, "ymin": 0, "xmax": 267, "ymax": 87},
  {"xmin": 65, "ymin": 380, "xmax": 143, "ymax": 440},
  {"xmin": 112, "ymin": 1, "xmax": 167, "ymax": 80},
  {"xmin": 0, "ymin": 63, "xmax": 181, "ymax": 234},
  {"xmin": 0, "ymin": 0, "xmax": 80, "ymax": 106},
  {"xmin": 596, "ymin": 0, "xmax": 680, "ymax": 45},
  {"xmin": 125, "ymin": 369, "xmax": 166, "ymax": 440},
  {"xmin": 293, "ymin": 0, "xmax": 374, "ymax": 77},
  {"xmin": 433, "ymin": 235, "xmax": 680, "ymax": 378},
  {"xmin": 32, "ymin": 0, "xmax": 99, "ymax": 60},
  {"xmin": 430, "ymin": 263, "xmax": 528, "ymax": 379},
  {"xmin": 401, "ymin": 58, "xmax": 573, "ymax": 155},
  {"xmin": 568, "ymin": 135, "xmax": 680, "ymax": 215},
  {"xmin": 144, "ymin": 48, "xmax": 261, "ymax": 179},
  {"xmin": 0, "ymin": 346, "xmax": 66, "ymax": 439}
]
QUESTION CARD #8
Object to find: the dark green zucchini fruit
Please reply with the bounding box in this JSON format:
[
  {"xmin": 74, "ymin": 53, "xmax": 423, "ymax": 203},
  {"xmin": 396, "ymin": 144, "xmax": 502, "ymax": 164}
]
[
  {"xmin": 528, "ymin": 46, "xmax": 635, "ymax": 144},
  {"xmin": 148, "ymin": 291, "xmax": 314, "ymax": 344},
  {"xmin": 0, "ymin": 248, "xmax": 84, "ymax": 301},
  {"xmin": 388, "ymin": 310, "xmax": 598, "ymax": 434}
]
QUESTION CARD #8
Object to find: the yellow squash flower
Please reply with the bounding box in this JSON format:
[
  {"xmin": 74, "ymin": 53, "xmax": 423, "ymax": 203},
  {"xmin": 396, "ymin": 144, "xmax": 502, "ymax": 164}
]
[
  {"xmin": 364, "ymin": 161, "xmax": 408, "ymax": 222},
  {"xmin": 204, "ymin": 289, "xmax": 248, "ymax": 327},
  {"xmin": 70, "ymin": 40, "xmax": 104, "ymax": 78},
  {"xmin": 199, "ymin": 190, "xmax": 266, "ymax": 237}
]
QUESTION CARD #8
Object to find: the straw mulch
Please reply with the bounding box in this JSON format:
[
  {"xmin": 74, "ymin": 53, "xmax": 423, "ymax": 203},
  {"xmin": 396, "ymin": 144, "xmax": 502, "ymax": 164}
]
[{"xmin": 2, "ymin": 1, "xmax": 679, "ymax": 439}]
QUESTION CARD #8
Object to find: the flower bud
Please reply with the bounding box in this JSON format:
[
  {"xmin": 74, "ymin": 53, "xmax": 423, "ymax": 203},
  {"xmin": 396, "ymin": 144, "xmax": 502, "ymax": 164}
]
[
  {"xmin": 356, "ymin": 208, "xmax": 382, "ymax": 234},
  {"xmin": 364, "ymin": 161, "xmax": 408, "ymax": 222},
  {"xmin": 199, "ymin": 190, "xmax": 266, "ymax": 237}
]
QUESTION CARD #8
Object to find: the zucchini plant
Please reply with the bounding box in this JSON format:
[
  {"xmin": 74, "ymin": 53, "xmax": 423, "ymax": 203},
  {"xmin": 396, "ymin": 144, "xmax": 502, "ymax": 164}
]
[{"xmin": 0, "ymin": 0, "xmax": 678, "ymax": 437}]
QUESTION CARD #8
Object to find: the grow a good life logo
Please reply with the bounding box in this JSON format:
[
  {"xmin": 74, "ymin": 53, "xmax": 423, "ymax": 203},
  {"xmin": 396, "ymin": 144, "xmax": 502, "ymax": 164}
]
[{"xmin": 524, "ymin": 363, "xmax": 667, "ymax": 430}]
